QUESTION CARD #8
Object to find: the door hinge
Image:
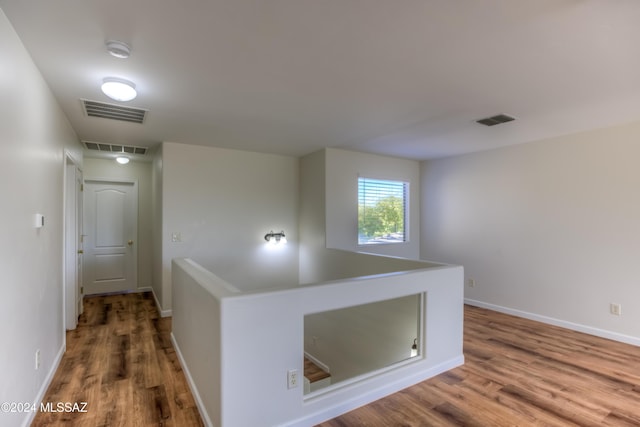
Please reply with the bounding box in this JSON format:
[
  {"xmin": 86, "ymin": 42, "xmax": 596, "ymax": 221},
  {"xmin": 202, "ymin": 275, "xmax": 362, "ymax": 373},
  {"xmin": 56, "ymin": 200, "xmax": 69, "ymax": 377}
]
[
  {"xmin": 80, "ymin": 287, "xmax": 84, "ymax": 294},
  {"xmin": 80, "ymin": 183, "xmax": 84, "ymax": 191}
]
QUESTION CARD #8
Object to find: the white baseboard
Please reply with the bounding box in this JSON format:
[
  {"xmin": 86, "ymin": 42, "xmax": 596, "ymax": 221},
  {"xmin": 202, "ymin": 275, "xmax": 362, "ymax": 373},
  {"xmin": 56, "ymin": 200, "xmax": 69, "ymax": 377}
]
[
  {"xmin": 284, "ymin": 356, "xmax": 464, "ymax": 427},
  {"xmin": 21, "ymin": 343, "xmax": 66, "ymax": 427},
  {"xmin": 171, "ymin": 333, "xmax": 213, "ymax": 427},
  {"xmin": 151, "ymin": 287, "xmax": 172, "ymax": 318},
  {"xmin": 465, "ymin": 298, "xmax": 640, "ymax": 347}
]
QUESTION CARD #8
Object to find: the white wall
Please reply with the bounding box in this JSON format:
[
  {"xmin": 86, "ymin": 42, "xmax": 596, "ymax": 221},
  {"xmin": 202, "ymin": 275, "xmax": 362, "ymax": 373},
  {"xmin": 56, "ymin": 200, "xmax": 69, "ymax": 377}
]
[
  {"xmin": 171, "ymin": 259, "xmax": 239, "ymax": 427},
  {"xmin": 172, "ymin": 254, "xmax": 463, "ymax": 427},
  {"xmin": 325, "ymin": 148, "xmax": 420, "ymax": 258},
  {"xmin": 0, "ymin": 10, "xmax": 82, "ymax": 427},
  {"xmin": 305, "ymin": 294, "xmax": 420, "ymax": 385},
  {"xmin": 159, "ymin": 142, "xmax": 299, "ymax": 310},
  {"xmin": 299, "ymin": 148, "xmax": 421, "ymax": 282},
  {"xmin": 421, "ymin": 120, "xmax": 640, "ymax": 344},
  {"xmin": 151, "ymin": 145, "xmax": 165, "ymax": 313},
  {"xmin": 299, "ymin": 150, "xmax": 326, "ymax": 283},
  {"xmin": 83, "ymin": 158, "xmax": 153, "ymax": 290}
]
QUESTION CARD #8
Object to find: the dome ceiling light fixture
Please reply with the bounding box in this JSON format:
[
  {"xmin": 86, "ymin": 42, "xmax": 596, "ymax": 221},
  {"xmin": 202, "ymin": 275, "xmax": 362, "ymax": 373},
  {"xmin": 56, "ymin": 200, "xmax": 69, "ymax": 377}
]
[
  {"xmin": 106, "ymin": 40, "xmax": 131, "ymax": 59},
  {"xmin": 101, "ymin": 77, "xmax": 137, "ymax": 102},
  {"xmin": 116, "ymin": 156, "xmax": 130, "ymax": 164}
]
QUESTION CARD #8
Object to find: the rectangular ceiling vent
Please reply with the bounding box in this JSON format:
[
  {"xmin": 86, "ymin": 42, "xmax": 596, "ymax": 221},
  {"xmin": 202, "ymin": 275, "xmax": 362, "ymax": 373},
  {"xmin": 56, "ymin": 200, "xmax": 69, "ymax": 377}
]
[
  {"xmin": 81, "ymin": 99, "xmax": 147, "ymax": 124},
  {"xmin": 476, "ymin": 114, "xmax": 516, "ymax": 127},
  {"xmin": 82, "ymin": 140, "xmax": 148, "ymax": 155}
]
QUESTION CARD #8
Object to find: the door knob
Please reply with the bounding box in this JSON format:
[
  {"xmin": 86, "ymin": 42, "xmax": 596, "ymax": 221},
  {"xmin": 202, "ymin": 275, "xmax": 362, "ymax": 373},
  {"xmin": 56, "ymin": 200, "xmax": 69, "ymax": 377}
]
[
  {"xmin": 128, "ymin": 240, "xmax": 134, "ymax": 246},
  {"xmin": 77, "ymin": 249, "xmax": 84, "ymax": 254}
]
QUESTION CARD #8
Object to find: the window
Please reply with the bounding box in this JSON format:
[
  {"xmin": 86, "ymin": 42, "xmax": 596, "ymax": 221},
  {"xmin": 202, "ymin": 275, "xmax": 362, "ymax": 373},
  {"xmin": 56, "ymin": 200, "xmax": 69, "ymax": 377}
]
[{"xmin": 358, "ymin": 177, "xmax": 408, "ymax": 245}]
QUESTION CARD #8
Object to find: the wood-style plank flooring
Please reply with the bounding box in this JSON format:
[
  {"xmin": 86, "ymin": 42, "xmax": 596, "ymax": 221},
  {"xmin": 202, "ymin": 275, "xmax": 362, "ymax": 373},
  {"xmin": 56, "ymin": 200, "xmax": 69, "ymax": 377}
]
[
  {"xmin": 318, "ymin": 305, "xmax": 640, "ymax": 427},
  {"xmin": 305, "ymin": 357, "xmax": 331, "ymax": 383},
  {"xmin": 34, "ymin": 297, "xmax": 640, "ymax": 426},
  {"xmin": 32, "ymin": 292, "xmax": 203, "ymax": 427}
]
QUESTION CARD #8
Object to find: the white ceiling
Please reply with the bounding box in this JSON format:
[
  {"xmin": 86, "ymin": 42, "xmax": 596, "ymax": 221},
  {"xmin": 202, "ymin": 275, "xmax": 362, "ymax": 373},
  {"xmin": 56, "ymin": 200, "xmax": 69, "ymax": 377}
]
[{"xmin": 2, "ymin": 0, "xmax": 640, "ymax": 160}]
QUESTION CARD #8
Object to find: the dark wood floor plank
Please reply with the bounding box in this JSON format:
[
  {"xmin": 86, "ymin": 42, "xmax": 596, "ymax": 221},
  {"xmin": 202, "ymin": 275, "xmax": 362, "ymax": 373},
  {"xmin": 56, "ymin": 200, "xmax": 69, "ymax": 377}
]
[
  {"xmin": 148, "ymin": 385, "xmax": 172, "ymax": 424},
  {"xmin": 103, "ymin": 334, "xmax": 131, "ymax": 384}
]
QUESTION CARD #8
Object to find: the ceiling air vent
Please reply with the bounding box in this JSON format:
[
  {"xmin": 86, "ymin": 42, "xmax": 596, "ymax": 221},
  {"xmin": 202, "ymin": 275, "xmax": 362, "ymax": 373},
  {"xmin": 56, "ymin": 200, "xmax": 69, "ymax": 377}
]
[
  {"xmin": 83, "ymin": 141, "xmax": 148, "ymax": 155},
  {"xmin": 476, "ymin": 114, "xmax": 516, "ymax": 127},
  {"xmin": 81, "ymin": 99, "xmax": 147, "ymax": 124}
]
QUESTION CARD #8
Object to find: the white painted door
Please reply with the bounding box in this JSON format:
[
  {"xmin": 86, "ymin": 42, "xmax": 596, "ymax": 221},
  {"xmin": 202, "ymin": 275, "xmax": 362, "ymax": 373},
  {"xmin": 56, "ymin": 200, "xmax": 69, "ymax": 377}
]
[
  {"xmin": 83, "ymin": 179, "xmax": 138, "ymax": 295},
  {"xmin": 64, "ymin": 160, "xmax": 83, "ymax": 329},
  {"xmin": 76, "ymin": 170, "xmax": 84, "ymax": 315}
]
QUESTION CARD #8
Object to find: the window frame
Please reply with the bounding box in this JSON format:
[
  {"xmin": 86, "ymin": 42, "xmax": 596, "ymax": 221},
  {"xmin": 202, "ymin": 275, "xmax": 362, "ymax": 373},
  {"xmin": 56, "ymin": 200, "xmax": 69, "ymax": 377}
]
[{"xmin": 357, "ymin": 176, "xmax": 409, "ymax": 246}]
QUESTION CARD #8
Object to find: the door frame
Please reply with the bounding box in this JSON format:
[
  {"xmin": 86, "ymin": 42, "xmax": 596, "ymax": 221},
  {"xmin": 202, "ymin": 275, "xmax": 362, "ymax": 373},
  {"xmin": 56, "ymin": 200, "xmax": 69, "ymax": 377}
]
[
  {"xmin": 63, "ymin": 151, "xmax": 83, "ymax": 331},
  {"xmin": 83, "ymin": 177, "xmax": 139, "ymax": 295}
]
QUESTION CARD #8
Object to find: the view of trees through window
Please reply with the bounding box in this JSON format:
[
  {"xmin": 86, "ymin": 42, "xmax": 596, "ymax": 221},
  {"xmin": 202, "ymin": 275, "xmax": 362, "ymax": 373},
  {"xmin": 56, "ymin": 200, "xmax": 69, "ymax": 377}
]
[{"xmin": 358, "ymin": 177, "xmax": 407, "ymax": 245}]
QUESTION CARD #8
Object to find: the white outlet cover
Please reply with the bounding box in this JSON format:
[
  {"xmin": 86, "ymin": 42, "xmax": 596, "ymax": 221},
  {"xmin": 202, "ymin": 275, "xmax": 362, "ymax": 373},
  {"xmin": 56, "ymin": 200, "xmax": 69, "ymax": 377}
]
[
  {"xmin": 287, "ymin": 369, "xmax": 299, "ymax": 389},
  {"xmin": 610, "ymin": 303, "xmax": 622, "ymax": 316}
]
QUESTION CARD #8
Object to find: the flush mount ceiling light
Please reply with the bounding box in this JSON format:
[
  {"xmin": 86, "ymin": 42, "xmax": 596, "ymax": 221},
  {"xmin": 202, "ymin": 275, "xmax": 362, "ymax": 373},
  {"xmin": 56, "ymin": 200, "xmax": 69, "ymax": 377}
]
[
  {"xmin": 101, "ymin": 77, "xmax": 137, "ymax": 102},
  {"xmin": 105, "ymin": 40, "xmax": 131, "ymax": 59},
  {"xmin": 116, "ymin": 156, "xmax": 130, "ymax": 164}
]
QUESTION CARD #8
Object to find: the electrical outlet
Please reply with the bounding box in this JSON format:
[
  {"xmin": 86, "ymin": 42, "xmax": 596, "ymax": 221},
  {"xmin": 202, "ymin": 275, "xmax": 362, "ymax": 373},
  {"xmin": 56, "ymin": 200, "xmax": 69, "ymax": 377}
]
[
  {"xmin": 171, "ymin": 232, "xmax": 182, "ymax": 243},
  {"xmin": 35, "ymin": 349, "xmax": 41, "ymax": 370},
  {"xmin": 610, "ymin": 303, "xmax": 622, "ymax": 316},
  {"xmin": 466, "ymin": 278, "xmax": 476, "ymax": 288},
  {"xmin": 287, "ymin": 369, "xmax": 299, "ymax": 389}
]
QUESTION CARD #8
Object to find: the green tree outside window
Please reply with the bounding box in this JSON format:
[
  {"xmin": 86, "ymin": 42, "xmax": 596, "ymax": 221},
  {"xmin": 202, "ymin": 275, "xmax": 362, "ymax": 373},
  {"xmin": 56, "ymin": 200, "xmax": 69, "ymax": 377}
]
[{"xmin": 358, "ymin": 178, "xmax": 407, "ymax": 244}]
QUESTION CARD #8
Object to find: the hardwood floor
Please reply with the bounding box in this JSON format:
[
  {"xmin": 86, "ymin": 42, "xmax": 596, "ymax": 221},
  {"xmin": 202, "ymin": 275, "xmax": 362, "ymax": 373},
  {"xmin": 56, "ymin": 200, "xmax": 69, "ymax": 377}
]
[
  {"xmin": 33, "ymin": 292, "xmax": 203, "ymax": 427},
  {"xmin": 318, "ymin": 305, "xmax": 640, "ymax": 427},
  {"xmin": 34, "ymin": 297, "xmax": 640, "ymax": 426},
  {"xmin": 305, "ymin": 357, "xmax": 331, "ymax": 383}
]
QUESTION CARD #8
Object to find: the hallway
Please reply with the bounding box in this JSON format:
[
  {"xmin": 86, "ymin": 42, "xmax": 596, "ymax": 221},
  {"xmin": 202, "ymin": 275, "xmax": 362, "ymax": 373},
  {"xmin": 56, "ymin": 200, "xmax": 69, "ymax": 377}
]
[{"xmin": 33, "ymin": 293, "xmax": 203, "ymax": 426}]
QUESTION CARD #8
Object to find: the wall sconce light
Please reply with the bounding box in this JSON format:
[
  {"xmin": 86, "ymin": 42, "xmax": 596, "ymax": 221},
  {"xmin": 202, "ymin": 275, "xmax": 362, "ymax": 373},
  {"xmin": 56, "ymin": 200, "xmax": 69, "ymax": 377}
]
[
  {"xmin": 410, "ymin": 338, "xmax": 418, "ymax": 357},
  {"xmin": 264, "ymin": 230, "xmax": 286, "ymax": 244}
]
